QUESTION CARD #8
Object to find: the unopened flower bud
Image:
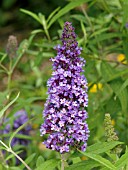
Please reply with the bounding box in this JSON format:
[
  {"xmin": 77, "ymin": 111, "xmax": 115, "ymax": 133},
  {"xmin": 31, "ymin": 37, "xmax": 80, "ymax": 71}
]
[{"xmin": 6, "ymin": 35, "xmax": 18, "ymax": 59}]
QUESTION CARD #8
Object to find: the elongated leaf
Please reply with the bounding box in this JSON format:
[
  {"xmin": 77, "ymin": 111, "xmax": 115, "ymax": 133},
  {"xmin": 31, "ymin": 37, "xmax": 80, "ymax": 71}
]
[
  {"xmin": 116, "ymin": 79, "xmax": 128, "ymax": 96},
  {"xmin": 31, "ymin": 29, "xmax": 44, "ymax": 34},
  {"xmin": 122, "ymin": 0, "xmax": 128, "ymax": 59},
  {"xmin": 86, "ymin": 141, "xmax": 123, "ymax": 154},
  {"xmin": 110, "ymin": 79, "xmax": 128, "ymax": 114},
  {"xmin": 0, "ymin": 53, "xmax": 7, "ymax": 63},
  {"xmin": 90, "ymin": 28, "xmax": 109, "ymax": 38},
  {"xmin": 81, "ymin": 21, "xmax": 87, "ymax": 43},
  {"xmin": 35, "ymin": 159, "xmax": 59, "ymax": 170},
  {"xmin": 78, "ymin": 150, "xmax": 116, "ymax": 170},
  {"xmin": 47, "ymin": 7, "xmax": 60, "ymax": 23},
  {"xmin": 100, "ymin": 61, "xmax": 128, "ymax": 82},
  {"xmin": 9, "ymin": 117, "xmax": 34, "ymax": 147},
  {"xmin": 71, "ymin": 14, "xmax": 87, "ymax": 24},
  {"xmin": 108, "ymin": 69, "xmax": 128, "ymax": 82},
  {"xmin": 65, "ymin": 160, "xmax": 101, "ymax": 170},
  {"xmin": 47, "ymin": 0, "xmax": 91, "ymax": 28},
  {"xmin": 5, "ymin": 150, "xmax": 22, "ymax": 161},
  {"xmin": 19, "ymin": 153, "xmax": 36, "ymax": 169},
  {"xmin": 123, "ymin": 37, "xmax": 128, "ymax": 61},
  {"xmin": 115, "ymin": 150, "xmax": 128, "ymax": 169},
  {"xmin": 100, "ymin": 61, "xmax": 116, "ymax": 82},
  {"xmin": 38, "ymin": 13, "xmax": 46, "ymax": 28},
  {"xmin": 0, "ymin": 92, "xmax": 20, "ymax": 119},
  {"xmin": 101, "ymin": 61, "xmax": 128, "ymax": 113},
  {"xmin": 91, "ymin": 33, "xmax": 122, "ymax": 44},
  {"xmin": 20, "ymin": 9, "xmax": 41, "ymax": 24},
  {"xmin": 11, "ymin": 134, "xmax": 32, "ymax": 140},
  {"xmin": 122, "ymin": 0, "xmax": 128, "ymax": 29}
]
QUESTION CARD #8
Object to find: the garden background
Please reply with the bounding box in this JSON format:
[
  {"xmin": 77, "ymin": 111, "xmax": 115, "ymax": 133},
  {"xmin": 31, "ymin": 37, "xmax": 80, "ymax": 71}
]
[{"xmin": 0, "ymin": 0, "xmax": 128, "ymax": 169}]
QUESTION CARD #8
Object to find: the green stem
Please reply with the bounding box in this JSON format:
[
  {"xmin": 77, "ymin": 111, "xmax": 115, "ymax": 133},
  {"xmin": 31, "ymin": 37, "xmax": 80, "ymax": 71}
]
[
  {"xmin": 0, "ymin": 63, "xmax": 8, "ymax": 73},
  {"xmin": 11, "ymin": 54, "xmax": 22, "ymax": 72},
  {"xmin": 0, "ymin": 140, "xmax": 31, "ymax": 170},
  {"xmin": 7, "ymin": 59, "xmax": 13, "ymax": 93},
  {"xmin": 61, "ymin": 153, "xmax": 69, "ymax": 170},
  {"xmin": 11, "ymin": 149, "xmax": 32, "ymax": 170},
  {"xmin": 61, "ymin": 154, "xmax": 65, "ymax": 170},
  {"xmin": 7, "ymin": 71, "xmax": 12, "ymax": 92}
]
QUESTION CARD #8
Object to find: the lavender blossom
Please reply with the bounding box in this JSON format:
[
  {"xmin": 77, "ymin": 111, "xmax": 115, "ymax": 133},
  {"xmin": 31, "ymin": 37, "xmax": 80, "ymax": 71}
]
[
  {"xmin": 40, "ymin": 22, "xmax": 89, "ymax": 153},
  {"xmin": 1, "ymin": 110, "xmax": 31, "ymax": 147}
]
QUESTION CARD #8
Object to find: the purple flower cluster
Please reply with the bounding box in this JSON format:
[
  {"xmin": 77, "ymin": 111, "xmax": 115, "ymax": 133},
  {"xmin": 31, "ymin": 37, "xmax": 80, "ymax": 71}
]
[
  {"xmin": 40, "ymin": 22, "xmax": 89, "ymax": 153},
  {"xmin": 0, "ymin": 110, "xmax": 31, "ymax": 146}
]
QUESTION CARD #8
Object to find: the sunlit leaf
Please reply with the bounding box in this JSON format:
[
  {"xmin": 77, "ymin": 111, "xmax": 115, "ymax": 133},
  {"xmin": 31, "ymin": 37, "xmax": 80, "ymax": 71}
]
[{"xmin": 78, "ymin": 150, "xmax": 116, "ymax": 170}]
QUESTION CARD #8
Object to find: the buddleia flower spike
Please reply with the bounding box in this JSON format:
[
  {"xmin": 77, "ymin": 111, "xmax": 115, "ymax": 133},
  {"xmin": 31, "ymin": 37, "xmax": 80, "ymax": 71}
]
[{"xmin": 40, "ymin": 22, "xmax": 89, "ymax": 154}]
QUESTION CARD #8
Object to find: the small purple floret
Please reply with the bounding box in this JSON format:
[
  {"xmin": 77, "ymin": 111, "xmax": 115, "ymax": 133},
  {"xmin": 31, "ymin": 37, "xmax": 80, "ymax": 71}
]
[{"xmin": 40, "ymin": 22, "xmax": 89, "ymax": 153}]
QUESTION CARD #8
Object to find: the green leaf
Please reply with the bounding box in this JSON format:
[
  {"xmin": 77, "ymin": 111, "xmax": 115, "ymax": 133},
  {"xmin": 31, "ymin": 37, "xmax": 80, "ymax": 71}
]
[
  {"xmin": 19, "ymin": 153, "xmax": 36, "ymax": 169},
  {"xmin": 0, "ymin": 92, "xmax": 20, "ymax": 119},
  {"xmin": 90, "ymin": 28, "xmax": 109, "ymax": 38},
  {"xmin": 80, "ymin": 21, "xmax": 87, "ymax": 43},
  {"xmin": 47, "ymin": 7, "xmax": 61, "ymax": 23},
  {"xmin": 123, "ymin": 37, "xmax": 128, "ymax": 61},
  {"xmin": 5, "ymin": 150, "xmax": 22, "ymax": 161},
  {"xmin": 20, "ymin": 9, "xmax": 41, "ymax": 24},
  {"xmin": 12, "ymin": 133, "xmax": 32, "ymax": 140},
  {"xmin": 116, "ymin": 79, "xmax": 128, "ymax": 96},
  {"xmin": 9, "ymin": 117, "xmax": 33, "ymax": 147},
  {"xmin": 65, "ymin": 160, "xmax": 100, "ymax": 170},
  {"xmin": 71, "ymin": 14, "xmax": 87, "ymax": 24},
  {"xmin": 35, "ymin": 159, "xmax": 60, "ymax": 170},
  {"xmin": 78, "ymin": 150, "xmax": 116, "ymax": 170},
  {"xmin": 38, "ymin": 13, "xmax": 46, "ymax": 28},
  {"xmin": 86, "ymin": 141, "xmax": 123, "ymax": 154},
  {"xmin": 122, "ymin": 0, "xmax": 128, "ymax": 29},
  {"xmin": 100, "ymin": 61, "xmax": 116, "ymax": 82},
  {"xmin": 115, "ymin": 149, "xmax": 128, "ymax": 169},
  {"xmin": 91, "ymin": 33, "xmax": 122, "ymax": 44},
  {"xmin": 31, "ymin": 29, "xmax": 44, "ymax": 34},
  {"xmin": 36, "ymin": 156, "xmax": 45, "ymax": 167},
  {"xmin": 101, "ymin": 61, "xmax": 128, "ymax": 82},
  {"xmin": 100, "ymin": 61, "xmax": 128, "ymax": 113},
  {"xmin": 47, "ymin": 0, "xmax": 91, "ymax": 29},
  {"xmin": 110, "ymin": 79, "xmax": 128, "ymax": 114},
  {"xmin": 0, "ymin": 53, "xmax": 7, "ymax": 63}
]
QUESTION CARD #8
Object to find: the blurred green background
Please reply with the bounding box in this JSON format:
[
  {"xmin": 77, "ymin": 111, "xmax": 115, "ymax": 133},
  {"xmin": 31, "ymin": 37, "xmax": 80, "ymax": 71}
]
[{"xmin": 0, "ymin": 0, "xmax": 128, "ymax": 169}]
